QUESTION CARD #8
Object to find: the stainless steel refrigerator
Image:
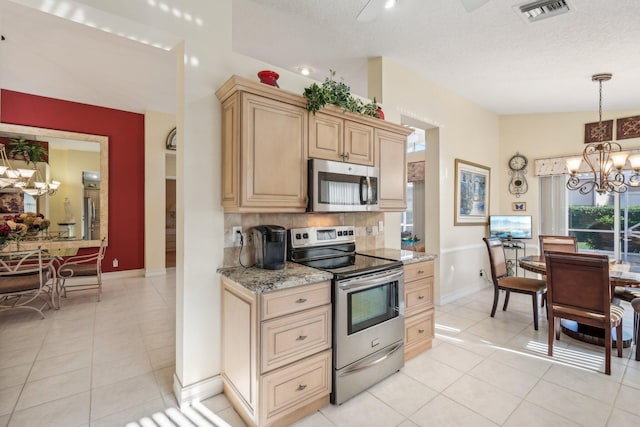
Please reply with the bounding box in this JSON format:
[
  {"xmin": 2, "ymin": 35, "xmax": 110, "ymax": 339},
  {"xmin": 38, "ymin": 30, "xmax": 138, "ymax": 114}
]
[{"xmin": 82, "ymin": 171, "xmax": 100, "ymax": 240}]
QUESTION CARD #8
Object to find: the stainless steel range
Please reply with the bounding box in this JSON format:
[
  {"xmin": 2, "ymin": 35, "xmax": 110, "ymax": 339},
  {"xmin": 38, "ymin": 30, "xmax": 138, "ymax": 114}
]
[{"xmin": 288, "ymin": 226, "xmax": 405, "ymax": 405}]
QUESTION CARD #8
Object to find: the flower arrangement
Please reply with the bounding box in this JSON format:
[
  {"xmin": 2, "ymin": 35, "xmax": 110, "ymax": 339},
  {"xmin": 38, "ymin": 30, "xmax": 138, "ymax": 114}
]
[
  {"xmin": 303, "ymin": 70, "xmax": 381, "ymax": 118},
  {"xmin": 0, "ymin": 212, "xmax": 50, "ymax": 248}
]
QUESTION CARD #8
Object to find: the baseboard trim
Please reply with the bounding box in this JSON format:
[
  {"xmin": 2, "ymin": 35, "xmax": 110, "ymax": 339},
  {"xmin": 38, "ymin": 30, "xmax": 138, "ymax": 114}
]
[
  {"xmin": 439, "ymin": 281, "xmax": 491, "ymax": 305},
  {"xmin": 145, "ymin": 268, "xmax": 167, "ymax": 277},
  {"xmin": 102, "ymin": 269, "xmax": 145, "ymax": 280},
  {"xmin": 173, "ymin": 373, "xmax": 223, "ymax": 408}
]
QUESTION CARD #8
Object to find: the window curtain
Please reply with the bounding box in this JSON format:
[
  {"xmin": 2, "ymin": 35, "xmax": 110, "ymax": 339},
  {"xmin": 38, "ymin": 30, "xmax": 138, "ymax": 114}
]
[{"xmin": 539, "ymin": 175, "xmax": 568, "ymax": 236}]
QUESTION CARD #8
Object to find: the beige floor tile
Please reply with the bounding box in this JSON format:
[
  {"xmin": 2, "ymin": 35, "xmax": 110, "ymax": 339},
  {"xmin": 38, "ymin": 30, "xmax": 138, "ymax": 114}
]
[
  {"xmin": 443, "ymin": 374, "xmax": 521, "ymax": 425},
  {"xmin": 526, "ymin": 380, "xmax": 612, "ymax": 427},
  {"xmin": 0, "ymin": 386, "xmax": 21, "ymax": 417},
  {"xmin": 8, "ymin": 391, "xmax": 89, "ymax": 427},
  {"xmin": 0, "ymin": 414, "xmax": 9, "ymax": 427},
  {"xmin": 502, "ymin": 400, "xmax": 580, "ymax": 427},
  {"xmin": 543, "ymin": 363, "xmax": 621, "ymax": 405},
  {"xmin": 0, "ymin": 346, "xmax": 39, "ymax": 370},
  {"xmin": 36, "ymin": 334, "xmax": 92, "ymax": 360},
  {"xmin": 320, "ymin": 391, "xmax": 404, "ymax": 427},
  {"xmin": 89, "ymin": 397, "xmax": 167, "ymax": 427},
  {"xmin": 425, "ymin": 341, "xmax": 485, "ymax": 372},
  {"xmin": 468, "ymin": 358, "xmax": 540, "ymax": 398},
  {"xmin": 153, "ymin": 365, "xmax": 175, "ymax": 395},
  {"xmin": 435, "ymin": 331, "xmax": 498, "ymax": 358},
  {"xmin": 608, "ymin": 408, "xmax": 640, "ymax": 426},
  {"xmin": 90, "ymin": 372, "xmax": 162, "ymax": 420},
  {"xmin": 15, "ymin": 367, "xmax": 90, "ymax": 411},
  {"xmin": 368, "ymin": 372, "xmax": 438, "ymax": 417},
  {"xmin": 488, "ymin": 345, "xmax": 553, "ymax": 377},
  {"xmin": 91, "ymin": 352, "xmax": 153, "ymax": 388},
  {"xmin": 216, "ymin": 406, "xmax": 248, "ymax": 427},
  {"xmin": 402, "ymin": 354, "xmax": 464, "ymax": 392},
  {"xmin": 28, "ymin": 350, "xmax": 91, "ymax": 382},
  {"xmin": 0, "ymin": 364, "xmax": 31, "ymax": 389},
  {"xmin": 148, "ymin": 344, "xmax": 175, "ymax": 370},
  {"xmin": 291, "ymin": 411, "xmax": 335, "ymax": 427},
  {"xmin": 622, "ymin": 362, "xmax": 640, "ymax": 389},
  {"xmin": 396, "ymin": 420, "xmax": 419, "ymax": 427},
  {"xmin": 615, "ymin": 384, "xmax": 640, "ymax": 417},
  {"xmin": 409, "ymin": 395, "xmax": 497, "ymax": 427},
  {"xmin": 201, "ymin": 393, "xmax": 234, "ymax": 413}
]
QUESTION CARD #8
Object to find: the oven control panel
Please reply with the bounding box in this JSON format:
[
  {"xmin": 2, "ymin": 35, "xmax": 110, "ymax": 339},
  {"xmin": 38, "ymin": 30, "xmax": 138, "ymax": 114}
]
[{"xmin": 289, "ymin": 226, "xmax": 355, "ymax": 248}]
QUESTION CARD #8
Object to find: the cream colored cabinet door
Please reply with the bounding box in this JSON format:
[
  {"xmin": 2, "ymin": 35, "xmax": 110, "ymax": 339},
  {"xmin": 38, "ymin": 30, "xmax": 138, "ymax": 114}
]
[
  {"xmin": 344, "ymin": 121, "xmax": 375, "ymax": 166},
  {"xmin": 377, "ymin": 129, "xmax": 407, "ymax": 211},
  {"xmin": 241, "ymin": 94, "xmax": 308, "ymax": 210},
  {"xmin": 308, "ymin": 112, "xmax": 343, "ymax": 162}
]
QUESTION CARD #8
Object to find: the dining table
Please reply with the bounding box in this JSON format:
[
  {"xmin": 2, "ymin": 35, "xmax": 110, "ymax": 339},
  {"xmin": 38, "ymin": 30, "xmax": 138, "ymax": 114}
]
[{"xmin": 519, "ymin": 255, "xmax": 640, "ymax": 348}]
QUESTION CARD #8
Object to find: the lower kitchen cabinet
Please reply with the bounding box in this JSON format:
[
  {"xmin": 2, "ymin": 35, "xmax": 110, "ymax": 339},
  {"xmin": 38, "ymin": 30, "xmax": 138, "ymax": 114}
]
[
  {"xmin": 403, "ymin": 260, "xmax": 435, "ymax": 360},
  {"xmin": 221, "ymin": 277, "xmax": 332, "ymax": 427}
]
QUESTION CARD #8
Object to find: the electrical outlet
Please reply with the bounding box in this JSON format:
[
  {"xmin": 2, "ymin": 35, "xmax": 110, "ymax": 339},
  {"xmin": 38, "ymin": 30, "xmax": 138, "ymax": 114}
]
[
  {"xmin": 113, "ymin": 258, "xmax": 119, "ymax": 268},
  {"xmin": 378, "ymin": 220, "xmax": 384, "ymax": 232},
  {"xmin": 232, "ymin": 226, "xmax": 243, "ymax": 242}
]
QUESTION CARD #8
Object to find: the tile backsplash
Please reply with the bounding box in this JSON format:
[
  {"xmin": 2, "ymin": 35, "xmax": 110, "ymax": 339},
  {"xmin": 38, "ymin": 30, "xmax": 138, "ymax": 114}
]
[{"xmin": 223, "ymin": 212, "xmax": 385, "ymax": 267}]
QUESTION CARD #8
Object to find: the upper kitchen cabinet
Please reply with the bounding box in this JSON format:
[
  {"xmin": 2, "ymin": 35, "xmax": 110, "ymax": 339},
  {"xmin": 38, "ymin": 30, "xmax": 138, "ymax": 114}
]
[
  {"xmin": 377, "ymin": 129, "xmax": 409, "ymax": 211},
  {"xmin": 216, "ymin": 76, "xmax": 308, "ymax": 212},
  {"xmin": 309, "ymin": 112, "xmax": 375, "ymax": 166}
]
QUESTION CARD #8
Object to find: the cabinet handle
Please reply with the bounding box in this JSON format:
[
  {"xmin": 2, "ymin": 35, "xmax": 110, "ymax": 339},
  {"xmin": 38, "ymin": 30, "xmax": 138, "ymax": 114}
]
[
  {"xmin": 295, "ymin": 298, "xmax": 307, "ymax": 304},
  {"xmin": 297, "ymin": 335, "xmax": 308, "ymax": 341},
  {"xmin": 417, "ymin": 270, "xmax": 425, "ymax": 274},
  {"xmin": 344, "ymin": 152, "xmax": 350, "ymax": 160},
  {"xmin": 297, "ymin": 384, "xmax": 307, "ymax": 391},
  {"xmin": 418, "ymin": 295, "xmax": 425, "ymax": 300},
  {"xmin": 418, "ymin": 329, "xmax": 425, "ymax": 334}
]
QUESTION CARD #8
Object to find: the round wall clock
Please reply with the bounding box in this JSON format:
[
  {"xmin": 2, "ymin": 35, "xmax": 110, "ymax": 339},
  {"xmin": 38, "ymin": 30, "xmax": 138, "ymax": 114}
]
[
  {"xmin": 166, "ymin": 127, "xmax": 177, "ymax": 151},
  {"xmin": 508, "ymin": 152, "xmax": 528, "ymax": 197}
]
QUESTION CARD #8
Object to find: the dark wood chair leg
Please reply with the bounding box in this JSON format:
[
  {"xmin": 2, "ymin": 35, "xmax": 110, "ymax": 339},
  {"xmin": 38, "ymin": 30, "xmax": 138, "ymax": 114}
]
[
  {"xmin": 491, "ymin": 287, "xmax": 499, "ymax": 317},
  {"xmin": 555, "ymin": 317, "xmax": 561, "ymax": 340},
  {"xmin": 635, "ymin": 312, "xmax": 640, "ymax": 361},
  {"xmin": 502, "ymin": 290, "xmax": 511, "ymax": 311},
  {"xmin": 532, "ymin": 294, "xmax": 539, "ymax": 330},
  {"xmin": 616, "ymin": 324, "xmax": 623, "ymax": 358},
  {"xmin": 548, "ymin": 314, "xmax": 554, "ymax": 356},
  {"xmin": 605, "ymin": 325, "xmax": 612, "ymax": 375}
]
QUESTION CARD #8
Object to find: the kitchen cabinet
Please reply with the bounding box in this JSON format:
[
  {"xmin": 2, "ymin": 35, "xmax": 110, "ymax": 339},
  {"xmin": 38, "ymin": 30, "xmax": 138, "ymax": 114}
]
[
  {"xmin": 403, "ymin": 260, "xmax": 435, "ymax": 360},
  {"xmin": 222, "ymin": 278, "xmax": 332, "ymax": 427},
  {"xmin": 309, "ymin": 112, "xmax": 375, "ymax": 166},
  {"xmin": 377, "ymin": 129, "xmax": 408, "ymax": 211},
  {"xmin": 217, "ymin": 77, "xmax": 309, "ymax": 212}
]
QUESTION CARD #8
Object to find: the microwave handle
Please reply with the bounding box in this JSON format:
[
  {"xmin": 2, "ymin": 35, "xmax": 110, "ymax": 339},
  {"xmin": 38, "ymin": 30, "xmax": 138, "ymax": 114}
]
[{"xmin": 359, "ymin": 176, "xmax": 368, "ymax": 205}]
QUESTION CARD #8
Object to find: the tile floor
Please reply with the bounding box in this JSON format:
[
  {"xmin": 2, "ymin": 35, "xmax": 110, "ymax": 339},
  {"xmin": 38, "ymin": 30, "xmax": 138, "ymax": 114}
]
[{"xmin": 2, "ymin": 272, "xmax": 640, "ymax": 426}]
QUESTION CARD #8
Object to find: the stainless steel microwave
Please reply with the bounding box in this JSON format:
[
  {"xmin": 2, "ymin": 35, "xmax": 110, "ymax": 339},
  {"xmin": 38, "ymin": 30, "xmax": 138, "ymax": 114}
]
[{"xmin": 308, "ymin": 159, "xmax": 379, "ymax": 212}]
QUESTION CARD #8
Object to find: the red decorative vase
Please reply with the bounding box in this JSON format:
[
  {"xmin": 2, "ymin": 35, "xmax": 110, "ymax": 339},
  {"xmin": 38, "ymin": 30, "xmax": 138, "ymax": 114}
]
[
  {"xmin": 376, "ymin": 106, "xmax": 385, "ymax": 120},
  {"xmin": 257, "ymin": 70, "xmax": 279, "ymax": 87}
]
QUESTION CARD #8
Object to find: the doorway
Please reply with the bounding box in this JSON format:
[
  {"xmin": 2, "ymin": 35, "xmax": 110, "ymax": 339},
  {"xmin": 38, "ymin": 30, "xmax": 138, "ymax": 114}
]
[{"xmin": 166, "ymin": 178, "xmax": 176, "ymax": 268}]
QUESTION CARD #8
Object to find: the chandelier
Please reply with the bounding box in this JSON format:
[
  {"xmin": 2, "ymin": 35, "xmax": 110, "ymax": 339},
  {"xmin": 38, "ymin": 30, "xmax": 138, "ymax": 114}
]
[
  {"xmin": 566, "ymin": 73, "xmax": 640, "ymax": 194},
  {"xmin": 0, "ymin": 145, "xmax": 60, "ymax": 197}
]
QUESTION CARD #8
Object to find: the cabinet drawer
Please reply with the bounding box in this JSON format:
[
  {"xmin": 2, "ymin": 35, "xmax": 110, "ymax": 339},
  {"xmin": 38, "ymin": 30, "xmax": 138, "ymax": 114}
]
[
  {"xmin": 261, "ymin": 305, "xmax": 331, "ymax": 373},
  {"xmin": 261, "ymin": 350, "xmax": 331, "ymax": 424},
  {"xmin": 404, "ymin": 261, "xmax": 434, "ymax": 282},
  {"xmin": 261, "ymin": 281, "xmax": 331, "ymax": 321},
  {"xmin": 405, "ymin": 277, "xmax": 434, "ymax": 316},
  {"xmin": 405, "ymin": 309, "xmax": 434, "ymax": 350}
]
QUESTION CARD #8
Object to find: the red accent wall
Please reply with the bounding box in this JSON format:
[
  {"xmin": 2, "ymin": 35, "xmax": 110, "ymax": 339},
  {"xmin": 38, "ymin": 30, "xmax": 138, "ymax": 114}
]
[{"xmin": 1, "ymin": 89, "xmax": 144, "ymax": 272}]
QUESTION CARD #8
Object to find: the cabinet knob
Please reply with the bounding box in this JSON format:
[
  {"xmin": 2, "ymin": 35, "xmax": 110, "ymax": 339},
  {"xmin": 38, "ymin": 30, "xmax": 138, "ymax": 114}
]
[
  {"xmin": 297, "ymin": 335, "xmax": 308, "ymax": 341},
  {"xmin": 417, "ymin": 270, "xmax": 425, "ymax": 274},
  {"xmin": 418, "ymin": 295, "xmax": 425, "ymax": 300},
  {"xmin": 344, "ymin": 152, "xmax": 350, "ymax": 160},
  {"xmin": 418, "ymin": 329, "xmax": 425, "ymax": 334},
  {"xmin": 295, "ymin": 298, "xmax": 307, "ymax": 304},
  {"xmin": 297, "ymin": 384, "xmax": 307, "ymax": 391}
]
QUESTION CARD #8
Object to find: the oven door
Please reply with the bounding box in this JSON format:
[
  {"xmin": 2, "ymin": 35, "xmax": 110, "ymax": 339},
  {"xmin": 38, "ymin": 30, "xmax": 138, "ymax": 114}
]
[
  {"xmin": 334, "ymin": 268, "xmax": 404, "ymax": 369},
  {"xmin": 309, "ymin": 158, "xmax": 379, "ymax": 212}
]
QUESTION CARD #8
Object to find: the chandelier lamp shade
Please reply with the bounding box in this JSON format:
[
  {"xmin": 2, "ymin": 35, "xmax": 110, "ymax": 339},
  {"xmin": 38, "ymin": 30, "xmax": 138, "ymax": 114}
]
[
  {"xmin": 566, "ymin": 73, "xmax": 640, "ymax": 194},
  {"xmin": 0, "ymin": 145, "xmax": 60, "ymax": 197}
]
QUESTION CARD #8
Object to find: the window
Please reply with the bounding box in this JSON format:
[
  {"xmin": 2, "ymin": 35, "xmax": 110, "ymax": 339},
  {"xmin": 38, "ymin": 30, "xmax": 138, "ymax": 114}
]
[
  {"xmin": 406, "ymin": 128, "xmax": 425, "ymax": 153},
  {"xmin": 400, "ymin": 183, "xmax": 413, "ymax": 236}
]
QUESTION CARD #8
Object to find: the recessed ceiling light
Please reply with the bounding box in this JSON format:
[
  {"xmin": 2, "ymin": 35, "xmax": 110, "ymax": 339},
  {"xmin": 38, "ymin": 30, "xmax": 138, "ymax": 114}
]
[{"xmin": 299, "ymin": 67, "xmax": 311, "ymax": 76}]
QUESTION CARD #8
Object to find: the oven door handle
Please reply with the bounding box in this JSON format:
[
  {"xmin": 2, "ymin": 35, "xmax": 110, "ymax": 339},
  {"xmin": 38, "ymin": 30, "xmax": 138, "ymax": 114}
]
[
  {"xmin": 338, "ymin": 269, "xmax": 404, "ymax": 291},
  {"xmin": 338, "ymin": 341, "xmax": 403, "ymax": 377}
]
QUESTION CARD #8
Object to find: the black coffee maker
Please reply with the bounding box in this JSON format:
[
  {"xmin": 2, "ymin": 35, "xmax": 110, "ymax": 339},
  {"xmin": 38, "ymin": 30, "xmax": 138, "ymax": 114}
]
[{"xmin": 253, "ymin": 225, "xmax": 286, "ymax": 270}]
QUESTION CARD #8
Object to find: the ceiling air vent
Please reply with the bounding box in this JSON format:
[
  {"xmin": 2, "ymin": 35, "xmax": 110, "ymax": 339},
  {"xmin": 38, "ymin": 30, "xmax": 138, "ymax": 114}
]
[{"xmin": 516, "ymin": 0, "xmax": 573, "ymax": 23}]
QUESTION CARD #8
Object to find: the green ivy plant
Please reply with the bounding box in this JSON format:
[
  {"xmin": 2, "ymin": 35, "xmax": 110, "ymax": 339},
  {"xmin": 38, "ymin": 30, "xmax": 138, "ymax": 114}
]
[{"xmin": 303, "ymin": 70, "xmax": 380, "ymax": 118}]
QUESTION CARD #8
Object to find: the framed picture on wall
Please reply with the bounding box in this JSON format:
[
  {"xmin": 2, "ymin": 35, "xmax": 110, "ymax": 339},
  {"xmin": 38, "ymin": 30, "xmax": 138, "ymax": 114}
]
[
  {"xmin": 512, "ymin": 202, "xmax": 526, "ymax": 211},
  {"xmin": 584, "ymin": 120, "xmax": 613, "ymax": 143},
  {"xmin": 454, "ymin": 159, "xmax": 490, "ymax": 226}
]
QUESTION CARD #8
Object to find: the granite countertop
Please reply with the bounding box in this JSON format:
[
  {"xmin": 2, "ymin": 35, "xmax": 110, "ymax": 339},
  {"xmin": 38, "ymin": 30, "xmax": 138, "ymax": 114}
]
[
  {"xmin": 217, "ymin": 262, "xmax": 333, "ymax": 294},
  {"xmin": 357, "ymin": 248, "xmax": 438, "ymax": 265}
]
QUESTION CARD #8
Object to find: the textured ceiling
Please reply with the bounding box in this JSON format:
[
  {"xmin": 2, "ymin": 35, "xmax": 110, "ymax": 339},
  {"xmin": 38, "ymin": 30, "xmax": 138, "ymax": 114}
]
[
  {"xmin": 232, "ymin": 0, "xmax": 640, "ymax": 114},
  {"xmin": 1, "ymin": 0, "xmax": 639, "ymax": 116}
]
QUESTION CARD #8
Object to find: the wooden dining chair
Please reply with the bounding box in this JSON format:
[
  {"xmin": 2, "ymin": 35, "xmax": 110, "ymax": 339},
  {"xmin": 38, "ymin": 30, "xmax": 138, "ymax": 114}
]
[
  {"xmin": 544, "ymin": 251, "xmax": 624, "ymax": 375},
  {"xmin": 539, "ymin": 235, "xmax": 578, "ymax": 254},
  {"xmin": 483, "ymin": 238, "xmax": 547, "ymax": 330}
]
